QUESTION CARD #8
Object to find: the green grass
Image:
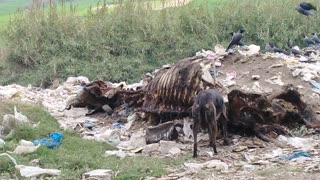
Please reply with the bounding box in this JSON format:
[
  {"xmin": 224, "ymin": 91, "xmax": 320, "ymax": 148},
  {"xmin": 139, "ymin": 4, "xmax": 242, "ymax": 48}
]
[
  {"xmin": 0, "ymin": 0, "xmax": 30, "ymax": 25},
  {"xmin": 0, "ymin": 100, "xmax": 188, "ymax": 179},
  {"xmin": 0, "ymin": 0, "xmax": 117, "ymax": 25},
  {"xmin": 1, "ymin": 0, "xmax": 319, "ymax": 87}
]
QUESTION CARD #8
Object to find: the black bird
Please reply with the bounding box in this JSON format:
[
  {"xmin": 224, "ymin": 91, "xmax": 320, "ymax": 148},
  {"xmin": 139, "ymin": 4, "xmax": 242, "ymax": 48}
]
[
  {"xmin": 311, "ymin": 33, "xmax": 320, "ymax": 44},
  {"xmin": 265, "ymin": 43, "xmax": 287, "ymax": 54},
  {"xmin": 290, "ymin": 46, "xmax": 302, "ymax": 56},
  {"xmin": 226, "ymin": 29, "xmax": 245, "ymax": 52},
  {"xmin": 229, "ymin": 32, "xmax": 245, "ymax": 46},
  {"xmin": 295, "ymin": 6, "xmax": 314, "ymax": 16},
  {"xmin": 300, "ymin": 2, "xmax": 317, "ymax": 11},
  {"xmin": 304, "ymin": 35, "xmax": 315, "ymax": 46},
  {"xmin": 273, "ymin": 47, "xmax": 287, "ymax": 54},
  {"xmin": 265, "ymin": 43, "xmax": 273, "ymax": 52}
]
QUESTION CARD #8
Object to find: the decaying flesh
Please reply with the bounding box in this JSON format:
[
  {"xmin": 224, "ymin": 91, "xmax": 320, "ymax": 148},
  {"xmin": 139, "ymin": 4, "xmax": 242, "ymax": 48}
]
[
  {"xmin": 65, "ymin": 80, "xmax": 120, "ymax": 115},
  {"xmin": 227, "ymin": 85, "xmax": 320, "ymax": 141},
  {"xmin": 141, "ymin": 56, "xmax": 223, "ymax": 124}
]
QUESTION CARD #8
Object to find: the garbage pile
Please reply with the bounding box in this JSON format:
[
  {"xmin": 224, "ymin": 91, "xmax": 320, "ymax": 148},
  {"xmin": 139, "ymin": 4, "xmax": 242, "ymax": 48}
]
[{"xmin": 1, "ymin": 43, "xmax": 320, "ymax": 179}]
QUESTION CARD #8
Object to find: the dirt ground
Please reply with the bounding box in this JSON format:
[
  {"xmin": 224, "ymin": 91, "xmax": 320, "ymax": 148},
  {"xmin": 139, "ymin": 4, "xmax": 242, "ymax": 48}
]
[{"xmin": 221, "ymin": 53, "xmax": 319, "ymax": 109}]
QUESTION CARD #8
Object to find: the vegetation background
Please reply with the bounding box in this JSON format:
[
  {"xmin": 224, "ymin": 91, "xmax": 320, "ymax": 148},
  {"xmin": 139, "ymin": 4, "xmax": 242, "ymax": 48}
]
[{"xmin": 0, "ymin": 0, "xmax": 318, "ymax": 87}]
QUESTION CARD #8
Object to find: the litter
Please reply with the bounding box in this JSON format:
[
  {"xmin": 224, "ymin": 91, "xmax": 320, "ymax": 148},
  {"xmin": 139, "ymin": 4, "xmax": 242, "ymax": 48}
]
[
  {"xmin": 226, "ymin": 71, "xmax": 237, "ymax": 80},
  {"xmin": 14, "ymin": 106, "xmax": 29, "ymax": 123},
  {"xmin": 184, "ymin": 159, "xmax": 228, "ymax": 171},
  {"xmin": 279, "ymin": 151, "xmax": 311, "ymax": 160},
  {"xmin": 82, "ymin": 169, "xmax": 113, "ymax": 180},
  {"xmin": 33, "ymin": 132, "xmax": 63, "ymax": 149},
  {"xmin": 277, "ymin": 135, "xmax": 314, "ymax": 151},
  {"xmin": 112, "ymin": 120, "xmax": 122, "ymax": 129},
  {"xmin": 83, "ymin": 120, "xmax": 96, "ymax": 129},
  {"xmin": 310, "ymin": 80, "xmax": 320, "ymax": 89},
  {"xmin": 13, "ymin": 140, "xmax": 40, "ymax": 154},
  {"xmin": 0, "ymin": 153, "xmax": 60, "ymax": 177},
  {"xmin": 0, "ymin": 138, "xmax": 5, "ymax": 148},
  {"xmin": 238, "ymin": 44, "xmax": 260, "ymax": 56},
  {"xmin": 265, "ymin": 74, "xmax": 284, "ymax": 86},
  {"xmin": 17, "ymin": 165, "xmax": 61, "ymax": 177}
]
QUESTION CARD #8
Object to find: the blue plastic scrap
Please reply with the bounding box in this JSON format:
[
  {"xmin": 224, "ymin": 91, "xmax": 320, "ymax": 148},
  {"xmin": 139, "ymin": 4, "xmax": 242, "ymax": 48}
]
[
  {"xmin": 310, "ymin": 80, "xmax": 320, "ymax": 90},
  {"xmin": 279, "ymin": 150, "xmax": 311, "ymax": 160},
  {"xmin": 112, "ymin": 121, "xmax": 121, "ymax": 129},
  {"xmin": 33, "ymin": 132, "xmax": 63, "ymax": 149}
]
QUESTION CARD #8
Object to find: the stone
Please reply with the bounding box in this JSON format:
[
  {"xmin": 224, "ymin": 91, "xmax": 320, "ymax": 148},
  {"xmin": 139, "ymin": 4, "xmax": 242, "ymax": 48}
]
[
  {"xmin": 143, "ymin": 143, "xmax": 160, "ymax": 154},
  {"xmin": 159, "ymin": 140, "xmax": 180, "ymax": 154},
  {"xmin": 169, "ymin": 147, "xmax": 181, "ymax": 156}
]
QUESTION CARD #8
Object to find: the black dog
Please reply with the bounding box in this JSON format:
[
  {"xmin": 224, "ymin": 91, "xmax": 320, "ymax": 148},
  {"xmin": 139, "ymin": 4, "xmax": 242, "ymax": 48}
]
[{"xmin": 192, "ymin": 89, "xmax": 228, "ymax": 158}]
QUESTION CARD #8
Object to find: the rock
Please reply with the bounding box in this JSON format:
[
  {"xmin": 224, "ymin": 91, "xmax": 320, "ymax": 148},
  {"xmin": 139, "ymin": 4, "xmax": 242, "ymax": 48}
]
[
  {"xmin": 2, "ymin": 114, "xmax": 16, "ymax": 128},
  {"xmin": 63, "ymin": 107, "xmax": 88, "ymax": 118},
  {"xmin": 206, "ymin": 160, "xmax": 228, "ymax": 171},
  {"xmin": 242, "ymin": 165, "xmax": 256, "ymax": 171},
  {"xmin": 117, "ymin": 130, "xmax": 146, "ymax": 150},
  {"xmin": 159, "ymin": 140, "xmax": 181, "ymax": 154},
  {"xmin": 143, "ymin": 144, "xmax": 160, "ymax": 154},
  {"xmin": 82, "ymin": 169, "xmax": 113, "ymax": 180},
  {"xmin": 102, "ymin": 104, "xmax": 113, "ymax": 115},
  {"xmin": 105, "ymin": 150, "xmax": 135, "ymax": 159},
  {"xmin": 253, "ymin": 160, "xmax": 269, "ymax": 165},
  {"xmin": 169, "ymin": 147, "xmax": 181, "ymax": 156},
  {"xmin": 251, "ymin": 75, "xmax": 261, "ymax": 80}
]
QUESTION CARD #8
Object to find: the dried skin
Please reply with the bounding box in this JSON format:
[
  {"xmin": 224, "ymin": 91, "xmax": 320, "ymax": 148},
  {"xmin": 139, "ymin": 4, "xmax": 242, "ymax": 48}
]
[{"xmin": 227, "ymin": 85, "xmax": 320, "ymax": 141}]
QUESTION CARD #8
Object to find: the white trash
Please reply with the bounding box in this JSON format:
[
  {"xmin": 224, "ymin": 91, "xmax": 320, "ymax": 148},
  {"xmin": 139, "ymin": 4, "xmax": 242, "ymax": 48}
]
[{"xmin": 0, "ymin": 138, "xmax": 5, "ymax": 148}]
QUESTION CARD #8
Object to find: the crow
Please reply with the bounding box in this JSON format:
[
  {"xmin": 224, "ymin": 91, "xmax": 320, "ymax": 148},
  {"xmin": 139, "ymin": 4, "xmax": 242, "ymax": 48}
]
[
  {"xmin": 265, "ymin": 43, "xmax": 287, "ymax": 54},
  {"xmin": 300, "ymin": 2, "xmax": 317, "ymax": 11},
  {"xmin": 304, "ymin": 35, "xmax": 315, "ymax": 46},
  {"xmin": 295, "ymin": 6, "xmax": 314, "ymax": 16},
  {"xmin": 226, "ymin": 29, "xmax": 245, "ymax": 52},
  {"xmin": 265, "ymin": 43, "xmax": 273, "ymax": 52},
  {"xmin": 311, "ymin": 33, "xmax": 320, "ymax": 44},
  {"xmin": 290, "ymin": 46, "xmax": 302, "ymax": 56},
  {"xmin": 229, "ymin": 32, "xmax": 245, "ymax": 46}
]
